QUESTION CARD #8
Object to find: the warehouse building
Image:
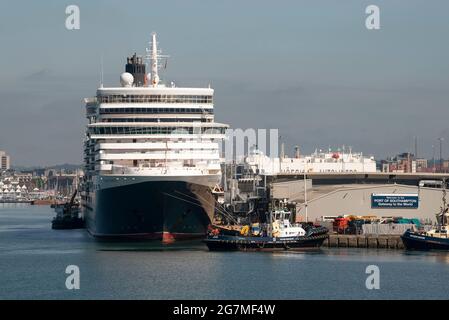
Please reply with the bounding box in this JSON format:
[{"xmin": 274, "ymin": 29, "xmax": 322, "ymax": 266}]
[{"xmin": 293, "ymin": 183, "xmax": 444, "ymax": 223}]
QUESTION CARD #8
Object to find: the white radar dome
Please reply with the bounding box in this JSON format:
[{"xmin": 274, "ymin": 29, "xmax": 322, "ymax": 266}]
[
  {"xmin": 146, "ymin": 73, "xmax": 152, "ymax": 84},
  {"xmin": 120, "ymin": 72, "xmax": 134, "ymax": 87}
]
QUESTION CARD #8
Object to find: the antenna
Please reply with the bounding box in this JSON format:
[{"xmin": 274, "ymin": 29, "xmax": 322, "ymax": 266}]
[
  {"xmin": 100, "ymin": 54, "xmax": 104, "ymax": 88},
  {"xmin": 150, "ymin": 33, "xmax": 159, "ymax": 86},
  {"xmin": 414, "ymin": 136, "xmax": 418, "ymax": 159},
  {"xmin": 145, "ymin": 32, "xmax": 169, "ymax": 87}
]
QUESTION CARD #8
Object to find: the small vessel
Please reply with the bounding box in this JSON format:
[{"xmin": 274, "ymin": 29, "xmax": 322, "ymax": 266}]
[
  {"xmin": 52, "ymin": 190, "xmax": 85, "ymax": 230},
  {"xmin": 204, "ymin": 209, "xmax": 329, "ymax": 251},
  {"xmin": 401, "ymin": 187, "xmax": 449, "ymax": 251},
  {"xmin": 401, "ymin": 228, "xmax": 449, "ymax": 251},
  {"xmin": 31, "ymin": 199, "xmax": 54, "ymax": 205}
]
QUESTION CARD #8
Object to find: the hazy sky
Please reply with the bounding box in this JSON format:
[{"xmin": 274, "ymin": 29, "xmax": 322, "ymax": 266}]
[{"xmin": 1, "ymin": 0, "xmax": 449, "ymax": 166}]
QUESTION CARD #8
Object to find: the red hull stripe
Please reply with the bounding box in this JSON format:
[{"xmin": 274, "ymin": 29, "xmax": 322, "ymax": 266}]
[{"xmin": 88, "ymin": 230, "xmax": 205, "ymax": 243}]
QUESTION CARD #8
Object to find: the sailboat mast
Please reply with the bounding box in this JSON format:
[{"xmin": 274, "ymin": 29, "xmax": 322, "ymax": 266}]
[{"xmin": 443, "ymin": 178, "xmax": 447, "ymax": 227}]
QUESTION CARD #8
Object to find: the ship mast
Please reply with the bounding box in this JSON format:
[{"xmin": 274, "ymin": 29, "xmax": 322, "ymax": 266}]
[
  {"xmin": 146, "ymin": 32, "xmax": 169, "ymax": 87},
  {"xmin": 441, "ymin": 178, "xmax": 448, "ymax": 228},
  {"xmin": 150, "ymin": 33, "xmax": 159, "ymax": 86}
]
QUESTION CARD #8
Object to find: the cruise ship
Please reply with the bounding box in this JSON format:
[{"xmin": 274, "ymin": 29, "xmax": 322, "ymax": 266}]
[{"xmin": 81, "ymin": 34, "xmax": 228, "ymax": 242}]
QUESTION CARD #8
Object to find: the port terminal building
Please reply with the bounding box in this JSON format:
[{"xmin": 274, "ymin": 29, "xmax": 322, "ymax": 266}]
[
  {"xmin": 267, "ymin": 172, "xmax": 449, "ymax": 223},
  {"xmin": 232, "ymin": 149, "xmax": 447, "ymax": 224}
]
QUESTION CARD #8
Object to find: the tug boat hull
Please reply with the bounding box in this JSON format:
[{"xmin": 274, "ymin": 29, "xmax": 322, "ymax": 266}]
[
  {"xmin": 401, "ymin": 230, "xmax": 449, "ymax": 251},
  {"xmin": 204, "ymin": 233, "xmax": 328, "ymax": 251}
]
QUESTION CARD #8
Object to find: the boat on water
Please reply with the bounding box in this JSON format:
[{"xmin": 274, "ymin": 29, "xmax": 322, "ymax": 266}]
[
  {"xmin": 401, "ymin": 229, "xmax": 449, "ymax": 251},
  {"xmin": 401, "ymin": 187, "xmax": 449, "ymax": 251},
  {"xmin": 81, "ymin": 33, "xmax": 228, "ymax": 242},
  {"xmin": 52, "ymin": 190, "xmax": 84, "ymax": 230},
  {"xmin": 204, "ymin": 208, "xmax": 329, "ymax": 251}
]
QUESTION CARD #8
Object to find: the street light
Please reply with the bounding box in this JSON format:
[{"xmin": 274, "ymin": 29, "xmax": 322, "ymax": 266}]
[
  {"xmin": 432, "ymin": 144, "xmax": 435, "ymax": 173},
  {"xmin": 439, "ymin": 138, "xmax": 444, "ymax": 173},
  {"xmin": 304, "ymin": 161, "xmax": 308, "ymax": 223}
]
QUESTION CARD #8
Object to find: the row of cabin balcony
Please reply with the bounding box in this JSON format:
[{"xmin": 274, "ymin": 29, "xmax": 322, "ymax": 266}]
[
  {"xmin": 97, "ymin": 107, "xmax": 214, "ymax": 115},
  {"xmin": 92, "ymin": 138, "xmax": 219, "ymax": 144},
  {"xmin": 95, "ymin": 150, "xmax": 220, "ymax": 161},
  {"xmin": 89, "ymin": 134, "xmax": 226, "ymax": 140},
  {"xmin": 87, "ymin": 125, "xmax": 227, "ymax": 135},
  {"xmin": 87, "ymin": 106, "xmax": 215, "ymax": 117},
  {"xmin": 95, "ymin": 164, "xmax": 221, "ymax": 174},
  {"xmin": 95, "ymin": 152, "xmax": 219, "ymax": 161},
  {"xmin": 97, "ymin": 94, "xmax": 213, "ymax": 104},
  {"xmin": 94, "ymin": 142, "xmax": 219, "ymax": 151},
  {"xmin": 97, "ymin": 159, "xmax": 221, "ymax": 167},
  {"xmin": 99, "ymin": 117, "xmax": 214, "ymax": 123},
  {"xmin": 96, "ymin": 149, "xmax": 219, "ymax": 157},
  {"xmin": 97, "ymin": 160, "xmax": 221, "ymax": 167}
]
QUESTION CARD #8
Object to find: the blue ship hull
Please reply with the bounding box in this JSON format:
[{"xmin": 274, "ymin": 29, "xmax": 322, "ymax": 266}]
[
  {"xmin": 83, "ymin": 180, "xmax": 215, "ymax": 243},
  {"xmin": 401, "ymin": 230, "xmax": 449, "ymax": 251}
]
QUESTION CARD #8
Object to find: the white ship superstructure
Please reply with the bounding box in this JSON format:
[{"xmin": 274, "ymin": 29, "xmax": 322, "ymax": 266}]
[
  {"xmin": 86, "ymin": 86, "xmax": 225, "ymax": 178},
  {"xmin": 82, "ymin": 34, "xmax": 228, "ymax": 242},
  {"xmin": 245, "ymin": 147, "xmax": 377, "ymax": 174}
]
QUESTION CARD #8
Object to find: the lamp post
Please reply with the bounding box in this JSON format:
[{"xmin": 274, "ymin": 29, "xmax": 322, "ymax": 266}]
[
  {"xmin": 278, "ymin": 135, "xmax": 282, "ymax": 174},
  {"xmin": 432, "ymin": 144, "xmax": 435, "ymax": 173},
  {"xmin": 304, "ymin": 161, "xmax": 308, "ymax": 223},
  {"xmin": 439, "ymin": 138, "xmax": 444, "ymax": 173}
]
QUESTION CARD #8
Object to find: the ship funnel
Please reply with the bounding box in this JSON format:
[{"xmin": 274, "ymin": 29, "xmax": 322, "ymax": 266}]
[
  {"xmin": 295, "ymin": 146, "xmax": 300, "ymax": 159},
  {"xmin": 125, "ymin": 53, "xmax": 146, "ymax": 87}
]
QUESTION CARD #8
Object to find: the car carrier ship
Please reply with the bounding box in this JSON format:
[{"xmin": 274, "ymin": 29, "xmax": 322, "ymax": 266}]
[{"xmin": 81, "ymin": 33, "xmax": 228, "ymax": 243}]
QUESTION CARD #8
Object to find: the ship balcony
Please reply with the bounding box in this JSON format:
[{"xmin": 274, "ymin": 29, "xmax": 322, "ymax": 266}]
[
  {"xmin": 89, "ymin": 133, "xmax": 226, "ymax": 141},
  {"xmin": 104, "ymin": 164, "xmax": 221, "ymax": 176},
  {"xmin": 86, "ymin": 105, "xmax": 98, "ymax": 115},
  {"xmin": 95, "ymin": 164, "xmax": 113, "ymax": 171},
  {"xmin": 94, "ymin": 141, "xmax": 219, "ymax": 151},
  {"xmin": 94, "ymin": 152, "xmax": 219, "ymax": 161},
  {"xmin": 84, "ymin": 97, "xmax": 98, "ymax": 104}
]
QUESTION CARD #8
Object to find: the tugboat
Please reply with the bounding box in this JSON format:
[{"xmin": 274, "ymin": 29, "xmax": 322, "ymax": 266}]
[
  {"xmin": 204, "ymin": 208, "xmax": 329, "ymax": 251},
  {"xmin": 401, "ymin": 187, "xmax": 449, "ymax": 251},
  {"xmin": 51, "ymin": 190, "xmax": 85, "ymax": 230}
]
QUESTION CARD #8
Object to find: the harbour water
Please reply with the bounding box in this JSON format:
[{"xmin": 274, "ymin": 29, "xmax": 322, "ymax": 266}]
[{"xmin": 1, "ymin": 204, "xmax": 449, "ymax": 300}]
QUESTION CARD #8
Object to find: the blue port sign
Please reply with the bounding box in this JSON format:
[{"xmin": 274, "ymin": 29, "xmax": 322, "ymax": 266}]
[{"xmin": 371, "ymin": 193, "xmax": 419, "ymax": 209}]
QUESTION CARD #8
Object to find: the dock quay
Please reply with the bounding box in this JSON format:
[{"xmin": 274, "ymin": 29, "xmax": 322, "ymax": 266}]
[{"xmin": 324, "ymin": 234, "xmax": 405, "ymax": 249}]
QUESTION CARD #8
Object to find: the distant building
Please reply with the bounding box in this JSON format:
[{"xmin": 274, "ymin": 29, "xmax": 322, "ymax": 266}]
[
  {"xmin": 443, "ymin": 160, "xmax": 449, "ymax": 170},
  {"xmin": 416, "ymin": 158, "xmax": 428, "ymax": 169},
  {"xmin": 0, "ymin": 150, "xmax": 10, "ymax": 171},
  {"xmin": 381, "ymin": 152, "xmax": 416, "ymax": 173},
  {"xmin": 415, "ymin": 158, "xmax": 430, "ymax": 172}
]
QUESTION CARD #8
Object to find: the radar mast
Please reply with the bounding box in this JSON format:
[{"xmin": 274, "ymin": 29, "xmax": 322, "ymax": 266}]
[{"xmin": 146, "ymin": 32, "xmax": 169, "ymax": 87}]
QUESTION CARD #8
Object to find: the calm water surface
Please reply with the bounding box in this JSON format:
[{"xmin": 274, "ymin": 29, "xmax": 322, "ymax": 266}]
[{"xmin": 1, "ymin": 204, "xmax": 449, "ymax": 300}]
